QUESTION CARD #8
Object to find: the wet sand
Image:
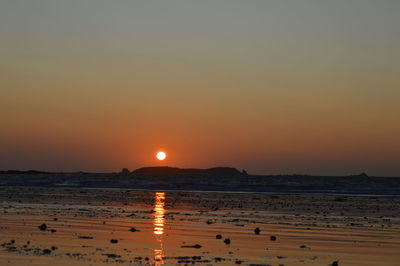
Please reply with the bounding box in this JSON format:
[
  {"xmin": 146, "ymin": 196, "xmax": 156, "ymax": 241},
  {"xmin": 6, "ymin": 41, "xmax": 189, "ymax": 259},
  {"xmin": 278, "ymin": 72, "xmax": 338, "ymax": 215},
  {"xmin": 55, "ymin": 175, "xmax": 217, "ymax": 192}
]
[{"xmin": 0, "ymin": 187, "xmax": 399, "ymax": 265}]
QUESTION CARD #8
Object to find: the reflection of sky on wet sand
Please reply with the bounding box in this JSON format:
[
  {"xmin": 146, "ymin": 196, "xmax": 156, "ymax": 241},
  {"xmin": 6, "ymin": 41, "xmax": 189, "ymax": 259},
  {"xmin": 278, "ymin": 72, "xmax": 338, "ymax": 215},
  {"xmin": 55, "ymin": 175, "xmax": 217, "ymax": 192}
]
[{"xmin": 153, "ymin": 192, "xmax": 166, "ymax": 265}]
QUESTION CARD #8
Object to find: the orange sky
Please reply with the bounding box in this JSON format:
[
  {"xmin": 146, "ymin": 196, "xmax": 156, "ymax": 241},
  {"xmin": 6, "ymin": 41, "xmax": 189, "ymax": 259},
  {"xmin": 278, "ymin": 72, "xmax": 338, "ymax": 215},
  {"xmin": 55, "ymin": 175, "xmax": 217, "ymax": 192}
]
[{"xmin": 1, "ymin": 1, "xmax": 399, "ymax": 175}]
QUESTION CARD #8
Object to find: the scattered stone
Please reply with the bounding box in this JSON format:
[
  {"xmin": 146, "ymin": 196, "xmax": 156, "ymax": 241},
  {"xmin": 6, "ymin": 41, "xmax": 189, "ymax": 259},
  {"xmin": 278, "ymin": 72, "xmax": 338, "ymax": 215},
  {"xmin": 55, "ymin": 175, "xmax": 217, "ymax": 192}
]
[
  {"xmin": 38, "ymin": 224, "xmax": 47, "ymax": 231},
  {"xmin": 254, "ymin": 228, "xmax": 261, "ymax": 235},
  {"xmin": 51, "ymin": 246, "xmax": 58, "ymax": 250},
  {"xmin": 129, "ymin": 227, "xmax": 139, "ymax": 232},
  {"xmin": 270, "ymin": 236, "xmax": 277, "ymax": 241},
  {"xmin": 224, "ymin": 238, "xmax": 231, "ymax": 245},
  {"xmin": 299, "ymin": 245, "xmax": 309, "ymax": 249},
  {"xmin": 50, "ymin": 229, "xmax": 57, "ymax": 233},
  {"xmin": 181, "ymin": 244, "xmax": 202, "ymax": 249},
  {"xmin": 53, "ymin": 218, "xmax": 58, "ymax": 221},
  {"xmin": 215, "ymin": 234, "xmax": 223, "ymax": 239},
  {"xmin": 332, "ymin": 261, "xmax": 339, "ymax": 266},
  {"xmin": 110, "ymin": 239, "xmax": 119, "ymax": 244}
]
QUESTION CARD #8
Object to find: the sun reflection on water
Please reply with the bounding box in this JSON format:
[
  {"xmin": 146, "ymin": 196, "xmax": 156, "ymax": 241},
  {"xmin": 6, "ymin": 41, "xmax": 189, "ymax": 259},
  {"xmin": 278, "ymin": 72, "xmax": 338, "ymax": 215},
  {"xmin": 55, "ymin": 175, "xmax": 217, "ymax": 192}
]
[
  {"xmin": 153, "ymin": 192, "xmax": 166, "ymax": 265},
  {"xmin": 153, "ymin": 192, "xmax": 166, "ymax": 236}
]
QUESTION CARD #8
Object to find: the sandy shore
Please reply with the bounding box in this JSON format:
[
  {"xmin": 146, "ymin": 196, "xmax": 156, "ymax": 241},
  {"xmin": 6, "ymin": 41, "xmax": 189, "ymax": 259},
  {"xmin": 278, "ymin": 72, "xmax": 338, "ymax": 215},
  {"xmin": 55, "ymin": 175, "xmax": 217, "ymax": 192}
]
[{"xmin": 0, "ymin": 187, "xmax": 399, "ymax": 265}]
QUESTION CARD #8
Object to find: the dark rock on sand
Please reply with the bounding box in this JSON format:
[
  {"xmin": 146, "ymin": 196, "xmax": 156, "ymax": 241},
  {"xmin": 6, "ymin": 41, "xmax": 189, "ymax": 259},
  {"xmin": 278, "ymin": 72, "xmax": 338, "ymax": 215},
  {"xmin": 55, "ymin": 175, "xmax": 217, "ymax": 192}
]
[
  {"xmin": 129, "ymin": 227, "xmax": 139, "ymax": 232},
  {"xmin": 78, "ymin": 236, "xmax": 93, "ymax": 239},
  {"xmin": 42, "ymin": 249, "xmax": 51, "ymax": 255},
  {"xmin": 181, "ymin": 244, "xmax": 202, "ymax": 249},
  {"xmin": 331, "ymin": 261, "xmax": 339, "ymax": 266},
  {"xmin": 270, "ymin": 236, "xmax": 277, "ymax": 241},
  {"xmin": 103, "ymin": 253, "xmax": 121, "ymax": 259},
  {"xmin": 254, "ymin": 227, "xmax": 261, "ymax": 235},
  {"xmin": 224, "ymin": 238, "xmax": 231, "ymax": 245},
  {"xmin": 38, "ymin": 224, "xmax": 47, "ymax": 231},
  {"xmin": 110, "ymin": 239, "xmax": 119, "ymax": 244},
  {"xmin": 215, "ymin": 234, "xmax": 223, "ymax": 239}
]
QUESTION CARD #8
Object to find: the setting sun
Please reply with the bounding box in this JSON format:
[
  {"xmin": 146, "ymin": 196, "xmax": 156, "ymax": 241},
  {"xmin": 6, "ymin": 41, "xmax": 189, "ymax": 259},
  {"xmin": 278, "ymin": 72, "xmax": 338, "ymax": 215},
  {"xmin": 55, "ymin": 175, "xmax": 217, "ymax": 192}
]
[{"xmin": 156, "ymin": 151, "xmax": 166, "ymax": 161}]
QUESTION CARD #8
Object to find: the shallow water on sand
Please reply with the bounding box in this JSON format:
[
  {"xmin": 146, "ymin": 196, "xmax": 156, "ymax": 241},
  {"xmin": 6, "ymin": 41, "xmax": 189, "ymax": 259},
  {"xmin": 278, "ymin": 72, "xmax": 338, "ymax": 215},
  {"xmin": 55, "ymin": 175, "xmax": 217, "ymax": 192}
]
[{"xmin": 0, "ymin": 188, "xmax": 400, "ymax": 265}]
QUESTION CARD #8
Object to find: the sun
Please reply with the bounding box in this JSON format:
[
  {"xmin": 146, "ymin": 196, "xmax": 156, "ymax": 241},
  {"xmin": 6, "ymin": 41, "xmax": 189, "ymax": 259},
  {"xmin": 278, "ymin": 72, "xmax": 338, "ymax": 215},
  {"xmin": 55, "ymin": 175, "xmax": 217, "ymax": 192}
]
[{"xmin": 156, "ymin": 151, "xmax": 166, "ymax": 161}]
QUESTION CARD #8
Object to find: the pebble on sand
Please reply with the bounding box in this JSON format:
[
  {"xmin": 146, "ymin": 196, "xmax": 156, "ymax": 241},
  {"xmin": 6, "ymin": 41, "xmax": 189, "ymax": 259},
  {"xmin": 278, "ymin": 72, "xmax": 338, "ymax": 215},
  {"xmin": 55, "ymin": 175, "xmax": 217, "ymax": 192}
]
[
  {"xmin": 110, "ymin": 239, "xmax": 119, "ymax": 244},
  {"xmin": 332, "ymin": 260, "xmax": 339, "ymax": 266},
  {"xmin": 254, "ymin": 227, "xmax": 261, "ymax": 235},
  {"xmin": 215, "ymin": 234, "xmax": 223, "ymax": 239},
  {"xmin": 270, "ymin": 236, "xmax": 277, "ymax": 241},
  {"xmin": 129, "ymin": 227, "xmax": 139, "ymax": 232},
  {"xmin": 224, "ymin": 238, "xmax": 231, "ymax": 245}
]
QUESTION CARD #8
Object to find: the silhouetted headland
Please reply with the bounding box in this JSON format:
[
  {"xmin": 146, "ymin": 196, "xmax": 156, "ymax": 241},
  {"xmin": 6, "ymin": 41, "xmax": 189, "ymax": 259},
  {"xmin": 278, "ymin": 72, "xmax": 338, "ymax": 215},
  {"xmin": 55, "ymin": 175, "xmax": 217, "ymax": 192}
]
[
  {"xmin": 132, "ymin": 166, "xmax": 244, "ymax": 176},
  {"xmin": 1, "ymin": 167, "xmax": 400, "ymax": 195}
]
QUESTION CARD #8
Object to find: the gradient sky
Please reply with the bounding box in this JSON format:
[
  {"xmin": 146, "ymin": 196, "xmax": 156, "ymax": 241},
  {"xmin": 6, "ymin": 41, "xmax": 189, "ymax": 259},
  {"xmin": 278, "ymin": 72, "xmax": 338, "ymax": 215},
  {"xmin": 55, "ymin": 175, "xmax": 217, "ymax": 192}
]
[{"xmin": 1, "ymin": 0, "xmax": 399, "ymax": 176}]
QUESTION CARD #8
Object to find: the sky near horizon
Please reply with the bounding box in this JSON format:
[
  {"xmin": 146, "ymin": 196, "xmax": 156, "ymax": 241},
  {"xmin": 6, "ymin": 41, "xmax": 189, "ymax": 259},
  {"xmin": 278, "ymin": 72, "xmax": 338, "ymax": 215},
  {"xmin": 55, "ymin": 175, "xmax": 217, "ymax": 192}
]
[{"xmin": 1, "ymin": 1, "xmax": 399, "ymax": 176}]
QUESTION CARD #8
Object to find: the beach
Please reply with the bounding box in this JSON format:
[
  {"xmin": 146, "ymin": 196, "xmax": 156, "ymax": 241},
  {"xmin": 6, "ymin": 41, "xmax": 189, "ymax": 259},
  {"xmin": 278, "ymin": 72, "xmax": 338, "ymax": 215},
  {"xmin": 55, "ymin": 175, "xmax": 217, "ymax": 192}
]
[{"xmin": 0, "ymin": 187, "xmax": 399, "ymax": 265}]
